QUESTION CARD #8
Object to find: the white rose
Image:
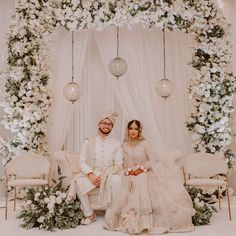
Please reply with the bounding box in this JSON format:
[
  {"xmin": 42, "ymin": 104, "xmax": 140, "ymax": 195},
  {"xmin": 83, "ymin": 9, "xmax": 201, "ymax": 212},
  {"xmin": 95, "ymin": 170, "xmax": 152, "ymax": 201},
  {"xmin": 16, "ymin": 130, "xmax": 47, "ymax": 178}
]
[
  {"xmin": 26, "ymin": 200, "xmax": 32, "ymax": 205},
  {"xmin": 47, "ymin": 202, "xmax": 55, "ymax": 211},
  {"xmin": 37, "ymin": 216, "xmax": 45, "ymax": 223},
  {"xmin": 61, "ymin": 193, "xmax": 67, "ymax": 199},
  {"xmin": 56, "ymin": 197, "xmax": 62, "ymax": 204},
  {"xmin": 49, "ymin": 195, "xmax": 56, "ymax": 203},
  {"xmin": 44, "ymin": 197, "xmax": 49, "ymax": 203},
  {"xmin": 198, "ymin": 201, "xmax": 205, "ymax": 208},
  {"xmin": 194, "ymin": 197, "xmax": 200, "ymax": 205},
  {"xmin": 34, "ymin": 197, "xmax": 39, "ymax": 201}
]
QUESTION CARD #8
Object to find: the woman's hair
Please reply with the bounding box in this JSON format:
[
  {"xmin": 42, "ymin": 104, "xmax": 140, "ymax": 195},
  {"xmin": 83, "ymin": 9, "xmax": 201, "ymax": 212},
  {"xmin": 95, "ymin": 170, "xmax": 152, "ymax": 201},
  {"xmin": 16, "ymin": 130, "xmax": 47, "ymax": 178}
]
[
  {"xmin": 127, "ymin": 120, "xmax": 142, "ymax": 131},
  {"xmin": 125, "ymin": 120, "xmax": 145, "ymax": 141}
]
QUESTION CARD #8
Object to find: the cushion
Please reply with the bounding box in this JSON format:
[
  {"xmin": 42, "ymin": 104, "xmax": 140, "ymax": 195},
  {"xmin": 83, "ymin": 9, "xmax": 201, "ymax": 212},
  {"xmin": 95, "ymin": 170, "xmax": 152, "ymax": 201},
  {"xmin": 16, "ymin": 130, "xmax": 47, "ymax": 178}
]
[
  {"xmin": 186, "ymin": 178, "xmax": 226, "ymax": 186},
  {"xmin": 8, "ymin": 179, "xmax": 48, "ymax": 186}
]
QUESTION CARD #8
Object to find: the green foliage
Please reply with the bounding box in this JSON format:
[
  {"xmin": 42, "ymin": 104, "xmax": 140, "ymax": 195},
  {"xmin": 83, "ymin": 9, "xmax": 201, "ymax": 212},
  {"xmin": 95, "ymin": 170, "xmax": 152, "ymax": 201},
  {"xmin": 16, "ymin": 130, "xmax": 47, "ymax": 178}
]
[
  {"xmin": 186, "ymin": 186, "xmax": 217, "ymax": 226},
  {"xmin": 18, "ymin": 174, "xmax": 83, "ymax": 231}
]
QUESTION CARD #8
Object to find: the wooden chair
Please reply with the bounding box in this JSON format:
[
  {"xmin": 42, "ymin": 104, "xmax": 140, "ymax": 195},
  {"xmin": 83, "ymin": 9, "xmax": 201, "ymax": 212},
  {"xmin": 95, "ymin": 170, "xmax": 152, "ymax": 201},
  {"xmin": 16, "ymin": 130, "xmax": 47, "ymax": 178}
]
[
  {"xmin": 4, "ymin": 152, "xmax": 50, "ymax": 219},
  {"xmin": 183, "ymin": 152, "xmax": 232, "ymax": 220}
]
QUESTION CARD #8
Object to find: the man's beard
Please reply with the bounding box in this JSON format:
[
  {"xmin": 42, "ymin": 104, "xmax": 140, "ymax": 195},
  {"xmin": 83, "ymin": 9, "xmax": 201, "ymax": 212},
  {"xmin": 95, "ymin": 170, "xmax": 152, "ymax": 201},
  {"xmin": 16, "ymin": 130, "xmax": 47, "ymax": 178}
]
[{"xmin": 99, "ymin": 127, "xmax": 112, "ymax": 135}]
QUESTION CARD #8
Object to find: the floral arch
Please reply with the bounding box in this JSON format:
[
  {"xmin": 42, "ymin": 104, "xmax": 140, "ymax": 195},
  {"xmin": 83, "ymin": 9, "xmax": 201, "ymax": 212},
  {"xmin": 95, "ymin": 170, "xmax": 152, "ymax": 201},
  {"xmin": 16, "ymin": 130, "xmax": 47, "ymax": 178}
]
[{"xmin": 0, "ymin": 0, "xmax": 236, "ymax": 167}]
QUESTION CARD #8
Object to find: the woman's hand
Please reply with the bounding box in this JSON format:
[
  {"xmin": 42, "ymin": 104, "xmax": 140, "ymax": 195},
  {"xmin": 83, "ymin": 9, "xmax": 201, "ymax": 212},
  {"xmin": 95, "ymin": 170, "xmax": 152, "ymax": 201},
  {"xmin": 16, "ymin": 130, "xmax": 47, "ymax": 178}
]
[
  {"xmin": 125, "ymin": 166, "xmax": 147, "ymax": 176},
  {"xmin": 132, "ymin": 168, "xmax": 143, "ymax": 176}
]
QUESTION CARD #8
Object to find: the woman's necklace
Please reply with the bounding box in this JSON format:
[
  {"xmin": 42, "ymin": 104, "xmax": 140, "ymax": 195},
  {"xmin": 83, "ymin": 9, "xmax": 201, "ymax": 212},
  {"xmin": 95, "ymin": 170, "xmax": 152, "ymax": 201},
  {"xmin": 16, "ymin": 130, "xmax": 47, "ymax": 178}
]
[{"xmin": 127, "ymin": 138, "xmax": 141, "ymax": 147}]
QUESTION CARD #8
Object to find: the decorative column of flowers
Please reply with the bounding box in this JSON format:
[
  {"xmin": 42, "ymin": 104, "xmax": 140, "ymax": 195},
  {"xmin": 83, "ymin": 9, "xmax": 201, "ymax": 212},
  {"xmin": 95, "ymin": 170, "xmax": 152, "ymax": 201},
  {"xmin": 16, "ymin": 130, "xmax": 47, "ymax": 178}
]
[
  {"xmin": 0, "ymin": 0, "xmax": 54, "ymax": 164},
  {"xmin": 186, "ymin": 0, "xmax": 236, "ymax": 169}
]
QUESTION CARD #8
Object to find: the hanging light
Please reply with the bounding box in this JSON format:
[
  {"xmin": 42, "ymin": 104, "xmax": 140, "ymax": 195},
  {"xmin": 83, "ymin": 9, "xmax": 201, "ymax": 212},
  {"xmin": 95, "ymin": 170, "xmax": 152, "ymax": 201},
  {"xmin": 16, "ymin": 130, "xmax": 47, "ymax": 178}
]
[
  {"xmin": 64, "ymin": 31, "xmax": 80, "ymax": 103},
  {"xmin": 108, "ymin": 26, "xmax": 127, "ymax": 79},
  {"xmin": 156, "ymin": 26, "xmax": 173, "ymax": 100}
]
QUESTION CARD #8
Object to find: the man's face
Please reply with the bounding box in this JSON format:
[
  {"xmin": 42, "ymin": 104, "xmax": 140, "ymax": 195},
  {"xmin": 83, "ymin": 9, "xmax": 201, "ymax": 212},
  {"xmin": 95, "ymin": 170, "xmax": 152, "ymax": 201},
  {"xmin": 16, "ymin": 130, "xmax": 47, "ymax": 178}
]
[{"xmin": 98, "ymin": 118, "xmax": 113, "ymax": 135}]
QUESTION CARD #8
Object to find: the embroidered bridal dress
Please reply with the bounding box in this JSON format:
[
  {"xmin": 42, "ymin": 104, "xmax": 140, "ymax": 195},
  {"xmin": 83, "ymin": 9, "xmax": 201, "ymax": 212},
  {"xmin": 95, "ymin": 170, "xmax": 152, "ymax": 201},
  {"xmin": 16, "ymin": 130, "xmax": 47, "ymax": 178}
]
[{"xmin": 104, "ymin": 139, "xmax": 195, "ymax": 235}]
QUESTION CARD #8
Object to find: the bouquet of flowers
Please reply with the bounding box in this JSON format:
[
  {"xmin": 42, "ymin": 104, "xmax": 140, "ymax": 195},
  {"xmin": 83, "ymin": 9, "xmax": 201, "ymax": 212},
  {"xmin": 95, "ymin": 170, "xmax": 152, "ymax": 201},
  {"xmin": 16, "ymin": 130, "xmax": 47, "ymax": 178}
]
[
  {"xmin": 186, "ymin": 186, "xmax": 217, "ymax": 226},
  {"xmin": 18, "ymin": 174, "xmax": 83, "ymax": 231},
  {"xmin": 125, "ymin": 165, "xmax": 147, "ymax": 176}
]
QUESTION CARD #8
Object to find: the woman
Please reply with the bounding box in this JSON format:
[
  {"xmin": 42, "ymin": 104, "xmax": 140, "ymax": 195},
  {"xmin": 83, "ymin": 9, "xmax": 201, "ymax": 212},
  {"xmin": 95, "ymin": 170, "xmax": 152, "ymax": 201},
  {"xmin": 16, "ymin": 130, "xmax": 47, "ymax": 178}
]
[{"xmin": 104, "ymin": 120, "xmax": 195, "ymax": 235}]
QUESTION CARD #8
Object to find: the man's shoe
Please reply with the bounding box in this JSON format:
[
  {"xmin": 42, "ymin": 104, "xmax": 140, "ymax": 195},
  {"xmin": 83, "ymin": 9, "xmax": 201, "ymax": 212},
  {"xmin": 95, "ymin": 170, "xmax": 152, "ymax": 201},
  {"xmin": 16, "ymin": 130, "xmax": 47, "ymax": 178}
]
[{"xmin": 81, "ymin": 213, "xmax": 96, "ymax": 225}]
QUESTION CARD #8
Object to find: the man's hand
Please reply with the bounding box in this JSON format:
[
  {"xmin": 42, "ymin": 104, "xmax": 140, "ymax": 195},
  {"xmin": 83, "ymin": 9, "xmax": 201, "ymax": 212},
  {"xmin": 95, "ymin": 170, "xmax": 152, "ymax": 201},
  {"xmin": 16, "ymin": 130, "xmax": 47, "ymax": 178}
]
[{"xmin": 87, "ymin": 172, "xmax": 101, "ymax": 186}]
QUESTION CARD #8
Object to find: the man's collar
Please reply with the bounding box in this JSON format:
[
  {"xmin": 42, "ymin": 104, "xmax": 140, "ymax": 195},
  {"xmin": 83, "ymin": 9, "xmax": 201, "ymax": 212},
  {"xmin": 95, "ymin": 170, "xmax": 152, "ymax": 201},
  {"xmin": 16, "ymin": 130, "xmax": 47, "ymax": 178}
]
[{"xmin": 97, "ymin": 134, "xmax": 110, "ymax": 141}]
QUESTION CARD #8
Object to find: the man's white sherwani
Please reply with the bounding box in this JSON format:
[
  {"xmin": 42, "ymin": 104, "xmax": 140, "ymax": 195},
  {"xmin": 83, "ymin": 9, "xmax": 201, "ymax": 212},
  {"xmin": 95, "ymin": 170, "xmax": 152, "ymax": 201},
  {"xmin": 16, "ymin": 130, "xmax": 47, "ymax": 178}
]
[{"xmin": 68, "ymin": 135, "xmax": 123, "ymax": 217}]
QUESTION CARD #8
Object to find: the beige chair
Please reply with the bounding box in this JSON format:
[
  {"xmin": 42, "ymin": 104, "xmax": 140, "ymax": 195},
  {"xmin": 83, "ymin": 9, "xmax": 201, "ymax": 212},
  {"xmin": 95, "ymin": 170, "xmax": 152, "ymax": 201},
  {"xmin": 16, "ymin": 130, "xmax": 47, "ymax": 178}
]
[
  {"xmin": 183, "ymin": 152, "xmax": 232, "ymax": 220},
  {"xmin": 4, "ymin": 152, "xmax": 50, "ymax": 220}
]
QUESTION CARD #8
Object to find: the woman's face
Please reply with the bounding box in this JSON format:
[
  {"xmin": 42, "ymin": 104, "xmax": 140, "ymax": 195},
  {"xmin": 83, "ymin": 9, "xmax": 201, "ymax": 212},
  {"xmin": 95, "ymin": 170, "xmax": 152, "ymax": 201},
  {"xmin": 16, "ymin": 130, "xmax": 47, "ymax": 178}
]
[{"xmin": 128, "ymin": 122, "xmax": 140, "ymax": 140}]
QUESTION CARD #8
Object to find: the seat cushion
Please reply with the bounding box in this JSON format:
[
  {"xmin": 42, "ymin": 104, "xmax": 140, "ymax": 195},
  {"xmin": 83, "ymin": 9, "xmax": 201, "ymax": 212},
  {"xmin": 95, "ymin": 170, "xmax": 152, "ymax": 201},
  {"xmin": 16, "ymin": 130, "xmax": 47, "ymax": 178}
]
[
  {"xmin": 8, "ymin": 179, "xmax": 48, "ymax": 186},
  {"xmin": 186, "ymin": 178, "xmax": 226, "ymax": 186}
]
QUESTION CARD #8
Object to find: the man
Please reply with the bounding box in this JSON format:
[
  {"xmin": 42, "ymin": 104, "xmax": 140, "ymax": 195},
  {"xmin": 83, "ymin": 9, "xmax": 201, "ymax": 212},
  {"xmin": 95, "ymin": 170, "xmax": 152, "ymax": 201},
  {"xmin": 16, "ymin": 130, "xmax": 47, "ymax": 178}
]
[{"xmin": 67, "ymin": 111, "xmax": 123, "ymax": 225}]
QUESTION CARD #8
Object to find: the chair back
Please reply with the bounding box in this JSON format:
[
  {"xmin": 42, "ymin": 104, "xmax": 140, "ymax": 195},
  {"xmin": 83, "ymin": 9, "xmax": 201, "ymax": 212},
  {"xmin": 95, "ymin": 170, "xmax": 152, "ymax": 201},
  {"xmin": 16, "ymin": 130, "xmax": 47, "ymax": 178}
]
[
  {"xmin": 184, "ymin": 152, "xmax": 228, "ymax": 178},
  {"xmin": 5, "ymin": 152, "xmax": 50, "ymax": 178}
]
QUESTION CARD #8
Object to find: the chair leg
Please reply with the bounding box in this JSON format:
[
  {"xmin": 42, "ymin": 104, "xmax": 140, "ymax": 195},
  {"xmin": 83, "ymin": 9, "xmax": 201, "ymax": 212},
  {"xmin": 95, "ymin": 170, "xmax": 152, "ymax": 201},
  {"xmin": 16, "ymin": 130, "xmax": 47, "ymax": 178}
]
[
  {"xmin": 226, "ymin": 187, "xmax": 232, "ymax": 221},
  {"xmin": 14, "ymin": 186, "xmax": 17, "ymax": 211},
  {"xmin": 218, "ymin": 186, "xmax": 221, "ymax": 210},
  {"xmin": 5, "ymin": 183, "xmax": 8, "ymax": 220}
]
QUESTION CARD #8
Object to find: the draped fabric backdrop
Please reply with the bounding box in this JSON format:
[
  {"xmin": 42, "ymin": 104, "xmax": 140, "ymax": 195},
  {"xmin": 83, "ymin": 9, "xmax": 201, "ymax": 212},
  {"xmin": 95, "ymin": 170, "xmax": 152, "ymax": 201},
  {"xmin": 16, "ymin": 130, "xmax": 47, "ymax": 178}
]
[
  {"xmin": 0, "ymin": 0, "xmax": 236, "ymax": 192},
  {"xmin": 49, "ymin": 26, "xmax": 194, "ymax": 155}
]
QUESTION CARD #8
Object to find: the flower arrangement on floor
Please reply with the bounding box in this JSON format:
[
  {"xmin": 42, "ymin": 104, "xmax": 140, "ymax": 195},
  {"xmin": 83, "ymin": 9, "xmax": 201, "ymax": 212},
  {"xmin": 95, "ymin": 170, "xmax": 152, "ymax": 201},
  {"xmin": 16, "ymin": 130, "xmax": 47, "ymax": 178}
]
[
  {"xmin": 187, "ymin": 186, "xmax": 218, "ymax": 226},
  {"xmin": 18, "ymin": 175, "xmax": 83, "ymax": 231}
]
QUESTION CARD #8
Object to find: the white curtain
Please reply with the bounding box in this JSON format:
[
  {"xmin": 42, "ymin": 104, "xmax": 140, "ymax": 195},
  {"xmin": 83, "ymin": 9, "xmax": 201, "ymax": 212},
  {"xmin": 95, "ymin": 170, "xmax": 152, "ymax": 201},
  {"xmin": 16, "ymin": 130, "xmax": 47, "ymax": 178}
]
[
  {"xmin": 53, "ymin": 26, "xmax": 193, "ymax": 155},
  {"xmin": 69, "ymin": 30, "xmax": 125, "ymax": 152},
  {"xmin": 48, "ymin": 29, "xmax": 89, "ymax": 152},
  {"xmin": 94, "ymin": 26, "xmax": 194, "ymax": 153}
]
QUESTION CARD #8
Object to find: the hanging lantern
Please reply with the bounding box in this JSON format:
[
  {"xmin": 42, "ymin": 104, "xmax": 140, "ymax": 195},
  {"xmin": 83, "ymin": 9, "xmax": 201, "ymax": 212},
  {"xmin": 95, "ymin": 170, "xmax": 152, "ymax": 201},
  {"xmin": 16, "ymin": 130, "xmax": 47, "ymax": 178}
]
[
  {"xmin": 63, "ymin": 81, "xmax": 80, "ymax": 103},
  {"xmin": 64, "ymin": 31, "xmax": 80, "ymax": 103},
  {"xmin": 156, "ymin": 78, "xmax": 173, "ymax": 100},
  {"xmin": 108, "ymin": 27, "xmax": 127, "ymax": 79},
  {"xmin": 108, "ymin": 57, "xmax": 127, "ymax": 78},
  {"xmin": 156, "ymin": 26, "xmax": 173, "ymax": 100}
]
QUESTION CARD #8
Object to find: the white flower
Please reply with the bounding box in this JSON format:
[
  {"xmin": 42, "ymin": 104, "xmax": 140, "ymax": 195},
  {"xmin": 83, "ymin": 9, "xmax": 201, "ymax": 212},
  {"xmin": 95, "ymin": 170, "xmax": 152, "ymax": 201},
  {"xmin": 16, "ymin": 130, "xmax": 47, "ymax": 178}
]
[
  {"xmin": 37, "ymin": 216, "xmax": 45, "ymax": 223},
  {"xmin": 26, "ymin": 200, "xmax": 32, "ymax": 205},
  {"xmin": 195, "ymin": 124, "xmax": 205, "ymax": 134},
  {"xmin": 49, "ymin": 195, "xmax": 56, "ymax": 203},
  {"xmin": 56, "ymin": 197, "xmax": 62, "ymax": 204},
  {"xmin": 44, "ymin": 197, "xmax": 49, "ymax": 203},
  {"xmin": 47, "ymin": 202, "xmax": 55, "ymax": 212},
  {"xmin": 198, "ymin": 201, "xmax": 205, "ymax": 208},
  {"xmin": 61, "ymin": 193, "xmax": 67, "ymax": 199}
]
